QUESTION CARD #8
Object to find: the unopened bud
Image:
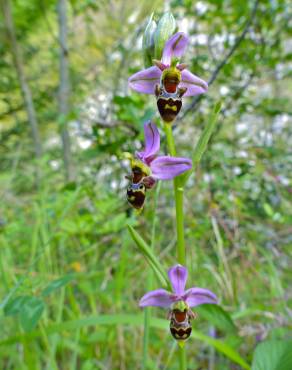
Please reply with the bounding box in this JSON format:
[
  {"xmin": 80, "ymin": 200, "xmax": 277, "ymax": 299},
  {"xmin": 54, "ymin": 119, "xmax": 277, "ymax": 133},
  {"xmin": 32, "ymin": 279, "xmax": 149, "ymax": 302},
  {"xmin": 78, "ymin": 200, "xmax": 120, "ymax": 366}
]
[
  {"xmin": 142, "ymin": 13, "xmax": 157, "ymax": 68},
  {"xmin": 154, "ymin": 12, "xmax": 176, "ymax": 60}
]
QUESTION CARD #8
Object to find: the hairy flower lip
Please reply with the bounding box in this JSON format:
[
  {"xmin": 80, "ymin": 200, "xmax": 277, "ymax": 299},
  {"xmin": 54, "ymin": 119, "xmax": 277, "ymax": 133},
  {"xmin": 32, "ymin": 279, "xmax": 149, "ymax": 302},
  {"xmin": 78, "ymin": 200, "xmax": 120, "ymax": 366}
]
[
  {"xmin": 128, "ymin": 32, "xmax": 208, "ymax": 97},
  {"xmin": 139, "ymin": 264, "xmax": 218, "ymax": 308}
]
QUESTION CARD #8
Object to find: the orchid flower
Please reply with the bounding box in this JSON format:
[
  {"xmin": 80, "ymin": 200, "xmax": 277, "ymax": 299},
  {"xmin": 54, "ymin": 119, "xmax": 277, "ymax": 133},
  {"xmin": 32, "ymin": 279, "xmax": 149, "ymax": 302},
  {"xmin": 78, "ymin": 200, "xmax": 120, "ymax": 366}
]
[
  {"xmin": 129, "ymin": 121, "xmax": 192, "ymax": 185},
  {"xmin": 126, "ymin": 121, "xmax": 192, "ymax": 209},
  {"xmin": 139, "ymin": 264, "xmax": 217, "ymax": 309},
  {"xmin": 128, "ymin": 32, "xmax": 208, "ymax": 97},
  {"xmin": 139, "ymin": 264, "xmax": 217, "ymax": 341}
]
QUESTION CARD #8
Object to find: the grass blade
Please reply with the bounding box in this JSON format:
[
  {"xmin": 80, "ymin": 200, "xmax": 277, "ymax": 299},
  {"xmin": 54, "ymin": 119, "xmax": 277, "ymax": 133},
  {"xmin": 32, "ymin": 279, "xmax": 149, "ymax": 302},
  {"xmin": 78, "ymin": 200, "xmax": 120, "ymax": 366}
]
[{"xmin": 181, "ymin": 102, "xmax": 221, "ymax": 186}]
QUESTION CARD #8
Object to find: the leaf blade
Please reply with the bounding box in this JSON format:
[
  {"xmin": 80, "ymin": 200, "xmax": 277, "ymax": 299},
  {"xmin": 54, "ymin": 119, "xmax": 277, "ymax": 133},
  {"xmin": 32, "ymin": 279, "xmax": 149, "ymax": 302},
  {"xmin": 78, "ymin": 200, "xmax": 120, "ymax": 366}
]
[
  {"xmin": 19, "ymin": 297, "xmax": 45, "ymax": 332},
  {"xmin": 251, "ymin": 340, "xmax": 292, "ymax": 370},
  {"xmin": 181, "ymin": 101, "xmax": 221, "ymax": 186},
  {"xmin": 41, "ymin": 274, "xmax": 74, "ymax": 297},
  {"xmin": 127, "ymin": 224, "xmax": 170, "ymax": 289}
]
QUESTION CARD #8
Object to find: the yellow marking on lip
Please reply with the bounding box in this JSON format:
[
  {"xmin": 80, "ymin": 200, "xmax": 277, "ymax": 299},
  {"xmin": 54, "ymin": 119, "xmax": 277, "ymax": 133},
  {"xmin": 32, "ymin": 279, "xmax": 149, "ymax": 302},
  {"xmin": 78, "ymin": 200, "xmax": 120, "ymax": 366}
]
[{"xmin": 165, "ymin": 104, "xmax": 178, "ymax": 111}]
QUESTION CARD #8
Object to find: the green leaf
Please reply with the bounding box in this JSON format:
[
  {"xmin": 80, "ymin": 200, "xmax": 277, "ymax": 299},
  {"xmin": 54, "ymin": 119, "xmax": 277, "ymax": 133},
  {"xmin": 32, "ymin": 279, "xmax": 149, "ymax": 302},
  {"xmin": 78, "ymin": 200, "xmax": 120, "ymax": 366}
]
[
  {"xmin": 3, "ymin": 295, "xmax": 31, "ymax": 316},
  {"xmin": 19, "ymin": 297, "xmax": 45, "ymax": 332},
  {"xmin": 251, "ymin": 340, "xmax": 292, "ymax": 370},
  {"xmin": 192, "ymin": 102, "xmax": 221, "ymax": 165},
  {"xmin": 193, "ymin": 330, "xmax": 251, "ymax": 370},
  {"xmin": 41, "ymin": 274, "xmax": 75, "ymax": 297},
  {"xmin": 196, "ymin": 304, "xmax": 237, "ymax": 333},
  {"xmin": 181, "ymin": 102, "xmax": 221, "ymax": 186},
  {"xmin": 127, "ymin": 224, "xmax": 170, "ymax": 289}
]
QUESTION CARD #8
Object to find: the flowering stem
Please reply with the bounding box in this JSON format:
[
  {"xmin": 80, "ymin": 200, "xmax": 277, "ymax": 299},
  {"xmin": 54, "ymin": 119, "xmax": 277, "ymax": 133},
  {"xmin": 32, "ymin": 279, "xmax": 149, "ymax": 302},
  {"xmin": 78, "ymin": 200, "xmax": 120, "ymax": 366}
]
[
  {"xmin": 164, "ymin": 123, "xmax": 186, "ymax": 265},
  {"xmin": 164, "ymin": 123, "xmax": 187, "ymax": 370}
]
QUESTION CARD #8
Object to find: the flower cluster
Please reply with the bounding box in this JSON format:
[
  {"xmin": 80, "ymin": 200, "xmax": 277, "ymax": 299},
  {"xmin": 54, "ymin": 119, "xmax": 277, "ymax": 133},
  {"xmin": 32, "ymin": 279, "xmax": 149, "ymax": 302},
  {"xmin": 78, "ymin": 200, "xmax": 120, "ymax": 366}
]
[
  {"xmin": 126, "ymin": 28, "xmax": 208, "ymax": 210},
  {"xmin": 126, "ymin": 15, "xmax": 217, "ymax": 344}
]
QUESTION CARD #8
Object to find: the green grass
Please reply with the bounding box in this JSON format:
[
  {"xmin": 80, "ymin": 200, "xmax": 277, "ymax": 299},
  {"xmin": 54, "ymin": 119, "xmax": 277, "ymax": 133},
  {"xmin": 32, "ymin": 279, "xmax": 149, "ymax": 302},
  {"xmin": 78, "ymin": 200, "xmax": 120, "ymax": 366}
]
[{"xmin": 0, "ymin": 159, "xmax": 290, "ymax": 369}]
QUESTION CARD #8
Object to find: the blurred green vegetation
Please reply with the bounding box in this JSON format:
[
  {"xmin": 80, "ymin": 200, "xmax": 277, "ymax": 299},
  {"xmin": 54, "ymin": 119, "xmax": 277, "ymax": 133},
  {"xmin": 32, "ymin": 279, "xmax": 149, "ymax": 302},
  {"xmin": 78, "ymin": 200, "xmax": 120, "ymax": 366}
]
[{"xmin": 0, "ymin": 0, "xmax": 291, "ymax": 369}]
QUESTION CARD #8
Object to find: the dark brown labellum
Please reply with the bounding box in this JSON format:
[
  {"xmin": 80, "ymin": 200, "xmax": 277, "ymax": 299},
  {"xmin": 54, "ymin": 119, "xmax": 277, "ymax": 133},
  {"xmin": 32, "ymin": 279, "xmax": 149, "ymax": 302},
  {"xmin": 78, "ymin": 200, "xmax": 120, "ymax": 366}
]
[
  {"xmin": 126, "ymin": 182, "xmax": 146, "ymax": 209},
  {"xmin": 126, "ymin": 162, "xmax": 151, "ymax": 209},
  {"xmin": 170, "ymin": 325, "xmax": 192, "ymax": 340},
  {"xmin": 169, "ymin": 308, "xmax": 194, "ymax": 341},
  {"xmin": 155, "ymin": 85, "xmax": 187, "ymax": 123}
]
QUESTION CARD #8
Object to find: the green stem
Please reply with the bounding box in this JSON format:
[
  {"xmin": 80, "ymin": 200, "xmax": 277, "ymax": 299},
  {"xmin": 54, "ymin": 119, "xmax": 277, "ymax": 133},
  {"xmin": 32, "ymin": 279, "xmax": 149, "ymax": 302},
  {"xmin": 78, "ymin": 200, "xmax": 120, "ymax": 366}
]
[
  {"xmin": 164, "ymin": 123, "xmax": 187, "ymax": 370},
  {"xmin": 179, "ymin": 346, "xmax": 187, "ymax": 369},
  {"xmin": 164, "ymin": 124, "xmax": 186, "ymax": 265},
  {"xmin": 142, "ymin": 183, "xmax": 161, "ymax": 370}
]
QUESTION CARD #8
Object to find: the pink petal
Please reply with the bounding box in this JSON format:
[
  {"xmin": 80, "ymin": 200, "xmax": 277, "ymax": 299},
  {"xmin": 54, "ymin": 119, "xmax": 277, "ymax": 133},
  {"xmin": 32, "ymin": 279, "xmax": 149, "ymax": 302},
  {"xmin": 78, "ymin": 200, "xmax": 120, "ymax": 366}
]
[
  {"xmin": 150, "ymin": 156, "xmax": 192, "ymax": 180},
  {"xmin": 139, "ymin": 289, "xmax": 172, "ymax": 308},
  {"xmin": 162, "ymin": 32, "xmax": 189, "ymax": 65},
  {"xmin": 180, "ymin": 69, "xmax": 208, "ymax": 97},
  {"xmin": 168, "ymin": 265, "xmax": 188, "ymax": 296},
  {"xmin": 136, "ymin": 121, "xmax": 160, "ymax": 164},
  {"xmin": 183, "ymin": 288, "xmax": 218, "ymax": 308},
  {"xmin": 128, "ymin": 66, "xmax": 161, "ymax": 94}
]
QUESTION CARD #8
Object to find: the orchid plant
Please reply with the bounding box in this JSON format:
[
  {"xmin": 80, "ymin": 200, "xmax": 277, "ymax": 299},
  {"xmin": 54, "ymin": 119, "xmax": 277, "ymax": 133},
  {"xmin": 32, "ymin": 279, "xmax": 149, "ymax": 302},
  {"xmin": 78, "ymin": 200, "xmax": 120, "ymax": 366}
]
[{"xmin": 126, "ymin": 12, "xmax": 220, "ymax": 370}]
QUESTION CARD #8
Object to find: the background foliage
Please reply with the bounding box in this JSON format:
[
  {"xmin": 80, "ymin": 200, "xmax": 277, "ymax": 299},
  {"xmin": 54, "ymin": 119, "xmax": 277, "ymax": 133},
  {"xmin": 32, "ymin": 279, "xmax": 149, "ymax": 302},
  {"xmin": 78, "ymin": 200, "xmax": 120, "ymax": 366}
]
[{"xmin": 0, "ymin": 0, "xmax": 291, "ymax": 369}]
